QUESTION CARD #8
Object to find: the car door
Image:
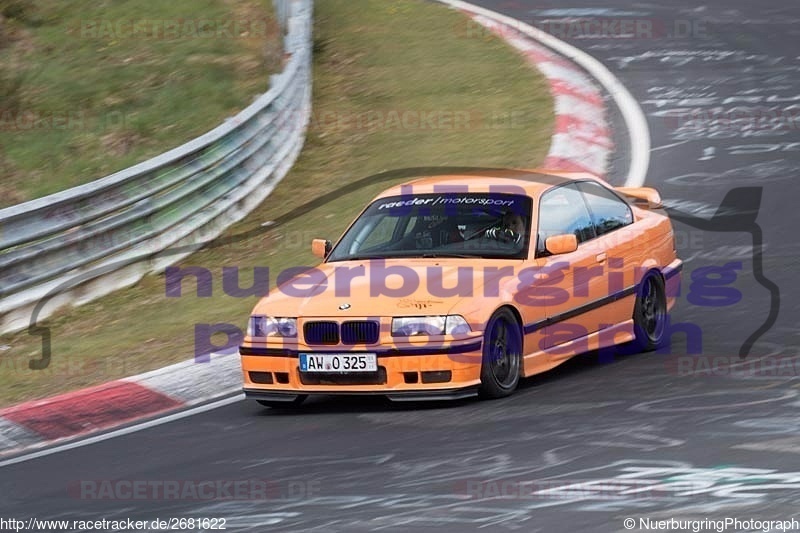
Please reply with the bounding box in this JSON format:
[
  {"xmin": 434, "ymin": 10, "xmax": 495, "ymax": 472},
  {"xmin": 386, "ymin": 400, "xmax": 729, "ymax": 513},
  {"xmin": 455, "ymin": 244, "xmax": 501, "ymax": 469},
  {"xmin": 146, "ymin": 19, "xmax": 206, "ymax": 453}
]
[
  {"xmin": 574, "ymin": 181, "xmax": 638, "ymax": 332},
  {"xmin": 534, "ymin": 184, "xmax": 605, "ymax": 358}
]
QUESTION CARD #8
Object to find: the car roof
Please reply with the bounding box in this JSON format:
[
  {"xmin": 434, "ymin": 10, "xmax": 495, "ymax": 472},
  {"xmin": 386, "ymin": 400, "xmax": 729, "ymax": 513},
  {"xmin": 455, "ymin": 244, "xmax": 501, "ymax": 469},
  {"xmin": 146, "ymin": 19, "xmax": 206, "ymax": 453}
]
[{"xmin": 374, "ymin": 169, "xmax": 608, "ymax": 199}]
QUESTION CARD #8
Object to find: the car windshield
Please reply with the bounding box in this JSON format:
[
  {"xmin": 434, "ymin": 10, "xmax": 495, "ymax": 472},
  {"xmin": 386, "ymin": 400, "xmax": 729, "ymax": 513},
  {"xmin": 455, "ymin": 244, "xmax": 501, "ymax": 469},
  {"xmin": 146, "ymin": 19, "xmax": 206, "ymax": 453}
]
[{"xmin": 326, "ymin": 192, "xmax": 533, "ymax": 261}]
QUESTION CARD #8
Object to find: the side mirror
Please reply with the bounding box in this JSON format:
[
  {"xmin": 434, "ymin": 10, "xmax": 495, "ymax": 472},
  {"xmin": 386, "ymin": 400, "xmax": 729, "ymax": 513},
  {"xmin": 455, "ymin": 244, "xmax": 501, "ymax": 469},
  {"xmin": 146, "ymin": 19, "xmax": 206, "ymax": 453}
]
[
  {"xmin": 311, "ymin": 238, "xmax": 332, "ymax": 259},
  {"xmin": 545, "ymin": 234, "xmax": 578, "ymax": 255}
]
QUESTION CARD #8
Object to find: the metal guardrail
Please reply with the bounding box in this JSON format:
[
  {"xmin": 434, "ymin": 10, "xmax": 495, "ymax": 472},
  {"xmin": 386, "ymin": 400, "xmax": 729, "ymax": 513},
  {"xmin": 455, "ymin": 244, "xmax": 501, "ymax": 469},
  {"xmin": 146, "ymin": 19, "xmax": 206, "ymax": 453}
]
[{"xmin": 0, "ymin": 0, "xmax": 313, "ymax": 334}]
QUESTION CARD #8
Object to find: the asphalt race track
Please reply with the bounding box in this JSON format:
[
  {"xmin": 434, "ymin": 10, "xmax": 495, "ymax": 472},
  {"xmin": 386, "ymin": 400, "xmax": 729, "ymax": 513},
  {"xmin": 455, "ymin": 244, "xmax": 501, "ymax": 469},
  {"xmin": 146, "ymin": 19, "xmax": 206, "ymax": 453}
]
[{"xmin": 2, "ymin": 1, "xmax": 799, "ymax": 531}]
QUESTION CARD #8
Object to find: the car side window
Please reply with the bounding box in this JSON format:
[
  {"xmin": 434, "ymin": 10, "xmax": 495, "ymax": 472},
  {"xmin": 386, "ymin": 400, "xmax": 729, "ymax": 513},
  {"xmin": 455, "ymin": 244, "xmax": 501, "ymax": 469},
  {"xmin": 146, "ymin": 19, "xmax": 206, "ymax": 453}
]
[
  {"xmin": 577, "ymin": 181, "xmax": 634, "ymax": 236},
  {"xmin": 536, "ymin": 184, "xmax": 596, "ymax": 257}
]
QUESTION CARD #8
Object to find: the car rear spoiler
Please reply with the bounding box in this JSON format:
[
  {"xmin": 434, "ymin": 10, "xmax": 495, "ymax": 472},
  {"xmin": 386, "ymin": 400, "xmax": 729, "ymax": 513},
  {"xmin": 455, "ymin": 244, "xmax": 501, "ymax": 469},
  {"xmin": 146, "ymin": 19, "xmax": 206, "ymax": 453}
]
[{"xmin": 614, "ymin": 187, "xmax": 663, "ymax": 209}]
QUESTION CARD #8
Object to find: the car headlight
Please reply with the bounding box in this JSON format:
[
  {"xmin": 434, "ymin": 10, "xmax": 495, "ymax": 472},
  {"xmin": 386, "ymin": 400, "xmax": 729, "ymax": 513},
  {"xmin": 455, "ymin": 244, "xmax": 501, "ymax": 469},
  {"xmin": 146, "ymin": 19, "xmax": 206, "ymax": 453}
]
[
  {"xmin": 391, "ymin": 315, "xmax": 471, "ymax": 336},
  {"xmin": 247, "ymin": 315, "xmax": 298, "ymax": 338}
]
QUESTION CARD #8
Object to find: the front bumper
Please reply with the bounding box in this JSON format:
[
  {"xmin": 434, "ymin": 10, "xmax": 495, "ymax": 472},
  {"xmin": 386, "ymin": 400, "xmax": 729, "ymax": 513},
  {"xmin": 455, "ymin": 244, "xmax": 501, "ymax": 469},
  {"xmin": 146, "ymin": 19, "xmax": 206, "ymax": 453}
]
[
  {"xmin": 243, "ymin": 386, "xmax": 479, "ymax": 402},
  {"xmin": 240, "ymin": 337, "xmax": 484, "ymax": 400}
]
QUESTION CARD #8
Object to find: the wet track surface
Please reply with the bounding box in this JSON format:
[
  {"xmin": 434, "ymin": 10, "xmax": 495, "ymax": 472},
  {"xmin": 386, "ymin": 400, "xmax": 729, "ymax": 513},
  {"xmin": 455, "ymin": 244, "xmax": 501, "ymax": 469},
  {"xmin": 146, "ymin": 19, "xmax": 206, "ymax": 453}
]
[
  {"xmin": 2, "ymin": 1, "xmax": 800, "ymax": 531},
  {"xmin": 3, "ymin": 357, "xmax": 800, "ymax": 531}
]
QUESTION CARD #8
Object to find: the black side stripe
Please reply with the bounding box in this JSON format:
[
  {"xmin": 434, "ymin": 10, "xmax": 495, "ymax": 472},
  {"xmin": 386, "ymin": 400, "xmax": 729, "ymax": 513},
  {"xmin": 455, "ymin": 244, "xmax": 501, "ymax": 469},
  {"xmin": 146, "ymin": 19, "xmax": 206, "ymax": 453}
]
[
  {"xmin": 663, "ymin": 262, "xmax": 683, "ymax": 280},
  {"xmin": 522, "ymin": 262, "xmax": 682, "ymax": 335},
  {"xmin": 523, "ymin": 284, "xmax": 638, "ymax": 335}
]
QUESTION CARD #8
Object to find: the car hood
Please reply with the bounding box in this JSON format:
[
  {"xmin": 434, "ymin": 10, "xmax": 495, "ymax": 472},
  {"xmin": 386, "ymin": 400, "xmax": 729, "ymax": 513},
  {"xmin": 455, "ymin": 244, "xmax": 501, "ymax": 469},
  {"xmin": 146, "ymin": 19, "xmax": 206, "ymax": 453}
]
[{"xmin": 251, "ymin": 258, "xmax": 524, "ymax": 318}]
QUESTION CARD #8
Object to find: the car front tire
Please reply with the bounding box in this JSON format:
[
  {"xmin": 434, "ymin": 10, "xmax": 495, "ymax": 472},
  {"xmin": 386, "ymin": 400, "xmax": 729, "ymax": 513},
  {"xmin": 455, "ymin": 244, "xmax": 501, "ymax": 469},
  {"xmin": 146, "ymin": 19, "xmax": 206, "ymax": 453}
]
[{"xmin": 479, "ymin": 308, "xmax": 522, "ymax": 399}]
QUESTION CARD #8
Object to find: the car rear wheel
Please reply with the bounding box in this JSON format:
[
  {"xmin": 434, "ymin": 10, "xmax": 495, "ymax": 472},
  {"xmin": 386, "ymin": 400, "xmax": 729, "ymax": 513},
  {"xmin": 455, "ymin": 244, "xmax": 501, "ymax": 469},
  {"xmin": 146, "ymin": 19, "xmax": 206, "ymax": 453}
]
[
  {"xmin": 633, "ymin": 272, "xmax": 667, "ymax": 351},
  {"xmin": 257, "ymin": 395, "xmax": 308, "ymax": 409},
  {"xmin": 479, "ymin": 309, "xmax": 522, "ymax": 399}
]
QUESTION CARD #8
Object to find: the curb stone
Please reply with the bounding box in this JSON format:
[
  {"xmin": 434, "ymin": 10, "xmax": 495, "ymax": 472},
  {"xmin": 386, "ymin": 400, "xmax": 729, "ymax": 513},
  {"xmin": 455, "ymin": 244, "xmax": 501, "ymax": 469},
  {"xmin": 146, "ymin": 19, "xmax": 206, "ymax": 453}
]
[{"xmin": 465, "ymin": 11, "xmax": 613, "ymax": 179}]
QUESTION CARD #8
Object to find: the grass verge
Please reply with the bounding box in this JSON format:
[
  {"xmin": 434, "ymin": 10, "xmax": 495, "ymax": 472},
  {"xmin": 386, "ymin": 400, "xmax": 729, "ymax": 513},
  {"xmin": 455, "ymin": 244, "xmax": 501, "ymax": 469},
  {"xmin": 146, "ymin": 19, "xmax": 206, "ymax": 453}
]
[
  {"xmin": 0, "ymin": 0, "xmax": 281, "ymax": 207},
  {"xmin": 0, "ymin": 0, "xmax": 553, "ymax": 407}
]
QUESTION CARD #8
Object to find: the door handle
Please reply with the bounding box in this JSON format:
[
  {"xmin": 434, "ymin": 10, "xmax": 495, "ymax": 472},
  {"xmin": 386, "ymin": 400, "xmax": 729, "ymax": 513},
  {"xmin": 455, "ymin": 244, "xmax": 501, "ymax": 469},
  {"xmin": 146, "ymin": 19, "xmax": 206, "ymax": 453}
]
[{"xmin": 596, "ymin": 253, "xmax": 607, "ymax": 263}]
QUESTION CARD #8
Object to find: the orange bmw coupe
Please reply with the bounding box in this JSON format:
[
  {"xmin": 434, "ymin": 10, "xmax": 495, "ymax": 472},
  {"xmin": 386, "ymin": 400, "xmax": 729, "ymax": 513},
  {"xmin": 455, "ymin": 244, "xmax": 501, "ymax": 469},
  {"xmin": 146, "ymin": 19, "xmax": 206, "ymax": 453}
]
[{"xmin": 240, "ymin": 170, "xmax": 682, "ymax": 406}]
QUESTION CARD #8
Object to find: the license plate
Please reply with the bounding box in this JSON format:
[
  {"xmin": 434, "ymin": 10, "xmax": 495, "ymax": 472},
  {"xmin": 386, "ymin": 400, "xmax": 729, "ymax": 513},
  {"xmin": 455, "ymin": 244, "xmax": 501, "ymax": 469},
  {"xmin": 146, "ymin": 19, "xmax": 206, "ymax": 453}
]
[{"xmin": 299, "ymin": 353, "xmax": 378, "ymax": 373}]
